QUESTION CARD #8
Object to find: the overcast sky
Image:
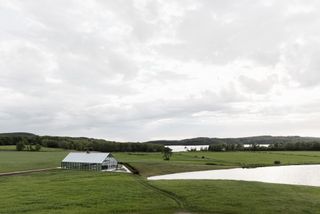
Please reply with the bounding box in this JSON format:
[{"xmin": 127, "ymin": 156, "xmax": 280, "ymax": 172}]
[{"xmin": 1, "ymin": 0, "xmax": 320, "ymax": 141}]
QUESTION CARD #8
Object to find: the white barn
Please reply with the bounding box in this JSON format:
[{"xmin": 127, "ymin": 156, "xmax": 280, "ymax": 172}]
[{"xmin": 61, "ymin": 152, "xmax": 118, "ymax": 171}]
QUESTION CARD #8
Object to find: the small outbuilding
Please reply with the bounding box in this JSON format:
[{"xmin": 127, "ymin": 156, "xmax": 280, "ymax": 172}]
[{"xmin": 61, "ymin": 152, "xmax": 118, "ymax": 171}]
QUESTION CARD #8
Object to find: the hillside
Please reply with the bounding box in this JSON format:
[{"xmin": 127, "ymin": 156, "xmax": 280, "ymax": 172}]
[
  {"xmin": 0, "ymin": 133, "xmax": 163, "ymax": 152},
  {"xmin": 0, "ymin": 132, "xmax": 37, "ymax": 138}
]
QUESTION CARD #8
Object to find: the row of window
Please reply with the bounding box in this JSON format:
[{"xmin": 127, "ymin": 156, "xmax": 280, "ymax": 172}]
[{"xmin": 61, "ymin": 162, "xmax": 117, "ymax": 170}]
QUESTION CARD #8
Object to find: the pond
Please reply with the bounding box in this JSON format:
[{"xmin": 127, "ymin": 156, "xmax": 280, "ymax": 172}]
[
  {"xmin": 148, "ymin": 164, "xmax": 320, "ymax": 187},
  {"xmin": 243, "ymin": 144, "xmax": 269, "ymax": 148},
  {"xmin": 165, "ymin": 145, "xmax": 209, "ymax": 152},
  {"xmin": 166, "ymin": 144, "xmax": 270, "ymax": 152}
]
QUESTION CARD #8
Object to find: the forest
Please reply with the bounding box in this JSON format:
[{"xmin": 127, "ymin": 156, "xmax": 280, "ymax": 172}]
[
  {"xmin": 0, "ymin": 133, "xmax": 163, "ymax": 152},
  {"xmin": 2, "ymin": 133, "xmax": 320, "ymax": 152}
]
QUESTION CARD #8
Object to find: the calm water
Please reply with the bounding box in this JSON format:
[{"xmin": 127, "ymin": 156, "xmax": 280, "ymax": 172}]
[
  {"xmin": 148, "ymin": 164, "xmax": 320, "ymax": 187},
  {"xmin": 166, "ymin": 145, "xmax": 209, "ymax": 152},
  {"xmin": 243, "ymin": 144, "xmax": 269, "ymax": 148},
  {"xmin": 167, "ymin": 144, "xmax": 269, "ymax": 152}
]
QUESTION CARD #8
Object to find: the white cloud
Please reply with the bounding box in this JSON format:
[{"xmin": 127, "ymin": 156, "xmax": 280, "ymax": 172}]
[{"xmin": 1, "ymin": 0, "xmax": 320, "ymax": 140}]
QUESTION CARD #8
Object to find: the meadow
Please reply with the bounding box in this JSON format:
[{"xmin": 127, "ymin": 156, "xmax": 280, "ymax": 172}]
[
  {"xmin": 0, "ymin": 171, "xmax": 177, "ymax": 214},
  {"xmin": 153, "ymin": 180, "xmax": 320, "ymax": 214},
  {"xmin": 0, "ymin": 150, "xmax": 67, "ymax": 173},
  {"xmin": 1, "ymin": 149, "xmax": 320, "ymax": 213}
]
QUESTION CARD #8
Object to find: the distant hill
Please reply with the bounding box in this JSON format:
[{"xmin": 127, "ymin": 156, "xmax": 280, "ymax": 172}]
[
  {"xmin": 0, "ymin": 132, "xmax": 37, "ymax": 138},
  {"xmin": 2, "ymin": 132, "xmax": 320, "ymax": 148},
  {"xmin": 0, "ymin": 132, "xmax": 163, "ymax": 152},
  {"xmin": 145, "ymin": 136, "xmax": 320, "ymax": 145}
]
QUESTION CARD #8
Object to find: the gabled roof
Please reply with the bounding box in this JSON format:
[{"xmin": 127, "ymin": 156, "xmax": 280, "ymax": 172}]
[{"xmin": 62, "ymin": 152, "xmax": 112, "ymax": 164}]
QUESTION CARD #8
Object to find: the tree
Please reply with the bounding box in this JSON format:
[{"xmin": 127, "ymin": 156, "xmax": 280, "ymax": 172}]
[
  {"xmin": 16, "ymin": 140, "xmax": 26, "ymax": 151},
  {"xmin": 25, "ymin": 142, "xmax": 34, "ymax": 151},
  {"xmin": 35, "ymin": 144, "xmax": 41, "ymax": 151},
  {"xmin": 251, "ymin": 143, "xmax": 259, "ymax": 151},
  {"xmin": 162, "ymin": 147, "xmax": 172, "ymax": 160}
]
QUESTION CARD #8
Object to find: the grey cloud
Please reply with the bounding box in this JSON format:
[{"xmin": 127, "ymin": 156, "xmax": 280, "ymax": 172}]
[
  {"xmin": 239, "ymin": 75, "xmax": 278, "ymax": 94},
  {"xmin": 155, "ymin": 0, "xmax": 286, "ymax": 64},
  {"xmin": 155, "ymin": 0, "xmax": 320, "ymax": 69},
  {"xmin": 282, "ymin": 39, "xmax": 320, "ymax": 87},
  {"xmin": 141, "ymin": 70, "xmax": 190, "ymax": 83},
  {"xmin": 1, "ymin": 0, "xmax": 320, "ymax": 140}
]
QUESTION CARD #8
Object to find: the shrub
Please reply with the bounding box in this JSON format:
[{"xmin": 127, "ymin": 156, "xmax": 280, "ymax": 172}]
[
  {"xmin": 16, "ymin": 141, "xmax": 25, "ymax": 151},
  {"xmin": 162, "ymin": 147, "xmax": 172, "ymax": 160},
  {"xmin": 35, "ymin": 144, "xmax": 42, "ymax": 151},
  {"xmin": 205, "ymin": 163, "xmax": 218, "ymax": 165},
  {"xmin": 274, "ymin": 160, "xmax": 281, "ymax": 165}
]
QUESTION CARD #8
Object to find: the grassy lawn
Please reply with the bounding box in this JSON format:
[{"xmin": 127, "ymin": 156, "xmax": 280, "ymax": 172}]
[
  {"xmin": 152, "ymin": 180, "xmax": 320, "ymax": 214},
  {"xmin": 0, "ymin": 171, "xmax": 178, "ymax": 214},
  {"xmin": 0, "ymin": 151, "xmax": 68, "ymax": 173}
]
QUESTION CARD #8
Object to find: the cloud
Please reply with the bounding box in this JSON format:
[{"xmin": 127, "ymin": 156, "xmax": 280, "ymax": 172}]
[
  {"xmin": 1, "ymin": 0, "xmax": 320, "ymax": 140},
  {"xmin": 281, "ymin": 38, "xmax": 320, "ymax": 87},
  {"xmin": 239, "ymin": 74, "xmax": 278, "ymax": 94}
]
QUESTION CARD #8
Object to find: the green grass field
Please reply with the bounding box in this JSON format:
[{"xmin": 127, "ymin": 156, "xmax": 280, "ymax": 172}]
[
  {"xmin": 1, "ymin": 170, "xmax": 320, "ymax": 214},
  {"xmin": 152, "ymin": 180, "xmax": 320, "ymax": 214},
  {"xmin": 0, "ymin": 145, "xmax": 65, "ymax": 152},
  {"xmin": 1, "ymin": 150, "xmax": 320, "ymax": 213},
  {"xmin": 0, "ymin": 151, "xmax": 68, "ymax": 173},
  {"xmin": 0, "ymin": 171, "xmax": 178, "ymax": 214}
]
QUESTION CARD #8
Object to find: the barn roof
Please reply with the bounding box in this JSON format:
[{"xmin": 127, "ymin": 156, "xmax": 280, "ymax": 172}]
[{"xmin": 62, "ymin": 152, "xmax": 112, "ymax": 164}]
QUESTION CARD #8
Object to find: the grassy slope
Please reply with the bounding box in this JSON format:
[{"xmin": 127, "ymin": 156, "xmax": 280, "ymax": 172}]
[
  {"xmin": 0, "ymin": 171, "xmax": 178, "ymax": 214},
  {"xmin": 152, "ymin": 180, "xmax": 320, "ymax": 214}
]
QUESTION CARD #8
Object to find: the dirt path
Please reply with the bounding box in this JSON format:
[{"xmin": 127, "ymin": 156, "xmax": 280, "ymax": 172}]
[
  {"xmin": 0, "ymin": 168, "xmax": 57, "ymax": 177},
  {"xmin": 133, "ymin": 175, "xmax": 192, "ymax": 213}
]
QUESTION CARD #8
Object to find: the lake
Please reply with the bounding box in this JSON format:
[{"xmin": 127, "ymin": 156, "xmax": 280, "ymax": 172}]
[
  {"xmin": 243, "ymin": 144, "xmax": 269, "ymax": 148},
  {"xmin": 148, "ymin": 164, "xmax": 320, "ymax": 187},
  {"xmin": 165, "ymin": 145, "xmax": 209, "ymax": 152},
  {"xmin": 166, "ymin": 144, "xmax": 270, "ymax": 152}
]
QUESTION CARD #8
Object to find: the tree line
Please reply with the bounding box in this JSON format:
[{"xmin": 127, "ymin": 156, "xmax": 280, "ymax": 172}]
[
  {"xmin": 2, "ymin": 132, "xmax": 320, "ymax": 152},
  {"xmin": 208, "ymin": 141, "xmax": 320, "ymax": 152},
  {"xmin": 0, "ymin": 133, "xmax": 163, "ymax": 152}
]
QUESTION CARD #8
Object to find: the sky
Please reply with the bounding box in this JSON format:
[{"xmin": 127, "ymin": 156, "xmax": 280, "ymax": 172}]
[{"xmin": 1, "ymin": 0, "xmax": 320, "ymax": 141}]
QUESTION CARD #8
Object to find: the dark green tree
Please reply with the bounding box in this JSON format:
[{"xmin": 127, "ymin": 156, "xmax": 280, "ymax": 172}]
[
  {"xmin": 16, "ymin": 139, "xmax": 26, "ymax": 151},
  {"xmin": 35, "ymin": 144, "xmax": 41, "ymax": 151},
  {"xmin": 162, "ymin": 147, "xmax": 172, "ymax": 160}
]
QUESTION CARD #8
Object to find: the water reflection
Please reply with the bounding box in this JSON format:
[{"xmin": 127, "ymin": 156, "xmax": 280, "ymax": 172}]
[{"xmin": 148, "ymin": 164, "xmax": 320, "ymax": 187}]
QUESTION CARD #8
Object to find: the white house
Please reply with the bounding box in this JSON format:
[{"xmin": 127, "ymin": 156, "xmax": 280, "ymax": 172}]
[{"xmin": 61, "ymin": 152, "xmax": 118, "ymax": 171}]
